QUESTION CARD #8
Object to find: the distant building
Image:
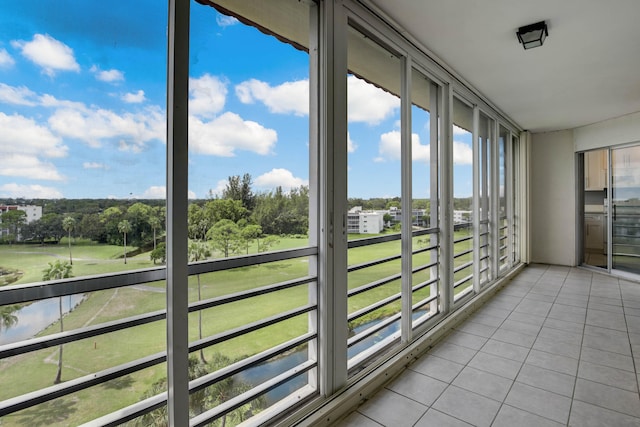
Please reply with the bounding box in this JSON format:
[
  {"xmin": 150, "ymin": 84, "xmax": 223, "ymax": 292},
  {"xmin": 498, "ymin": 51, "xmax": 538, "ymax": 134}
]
[
  {"xmin": 347, "ymin": 207, "xmax": 384, "ymax": 234},
  {"xmin": 454, "ymin": 210, "xmax": 472, "ymax": 224},
  {"xmin": 0, "ymin": 205, "xmax": 43, "ymax": 239},
  {"xmin": 381, "ymin": 207, "xmax": 429, "ymax": 228},
  {"xmin": 348, "ymin": 206, "xmax": 429, "ymax": 234}
]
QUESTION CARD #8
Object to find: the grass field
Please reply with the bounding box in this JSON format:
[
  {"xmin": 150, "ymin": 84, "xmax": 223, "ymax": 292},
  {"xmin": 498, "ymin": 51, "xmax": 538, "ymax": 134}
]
[{"xmin": 0, "ymin": 230, "xmax": 476, "ymax": 425}]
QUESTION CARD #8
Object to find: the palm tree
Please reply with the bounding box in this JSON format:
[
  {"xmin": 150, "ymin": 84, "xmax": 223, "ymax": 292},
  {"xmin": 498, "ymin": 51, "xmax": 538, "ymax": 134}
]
[
  {"xmin": 42, "ymin": 260, "xmax": 73, "ymax": 384},
  {"xmin": 148, "ymin": 215, "xmax": 161, "ymax": 252},
  {"xmin": 188, "ymin": 240, "xmax": 211, "ymax": 363},
  {"xmin": 0, "ymin": 305, "xmax": 19, "ymax": 331},
  {"xmin": 135, "ymin": 355, "xmax": 266, "ymax": 426},
  {"xmin": 207, "ymin": 353, "xmax": 267, "ymax": 427},
  {"xmin": 118, "ymin": 220, "xmax": 132, "ymax": 264},
  {"xmin": 62, "ymin": 216, "xmax": 76, "ymax": 265}
]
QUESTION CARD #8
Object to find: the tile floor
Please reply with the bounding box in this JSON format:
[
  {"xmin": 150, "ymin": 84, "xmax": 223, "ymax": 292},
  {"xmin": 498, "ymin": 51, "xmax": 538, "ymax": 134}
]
[{"xmin": 335, "ymin": 264, "xmax": 640, "ymax": 426}]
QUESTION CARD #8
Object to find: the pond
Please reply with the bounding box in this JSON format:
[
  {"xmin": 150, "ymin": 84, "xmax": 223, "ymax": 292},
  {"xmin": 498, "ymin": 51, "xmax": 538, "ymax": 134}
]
[
  {"xmin": 239, "ymin": 310, "xmax": 428, "ymax": 405},
  {"xmin": 0, "ymin": 294, "xmax": 85, "ymax": 345}
]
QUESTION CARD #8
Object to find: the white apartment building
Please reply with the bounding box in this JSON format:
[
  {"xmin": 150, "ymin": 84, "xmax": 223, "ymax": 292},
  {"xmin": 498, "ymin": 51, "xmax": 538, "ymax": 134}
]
[
  {"xmin": 453, "ymin": 210, "xmax": 472, "ymax": 224},
  {"xmin": 347, "ymin": 206, "xmax": 384, "ymax": 234},
  {"xmin": 0, "ymin": 205, "xmax": 42, "ymax": 238}
]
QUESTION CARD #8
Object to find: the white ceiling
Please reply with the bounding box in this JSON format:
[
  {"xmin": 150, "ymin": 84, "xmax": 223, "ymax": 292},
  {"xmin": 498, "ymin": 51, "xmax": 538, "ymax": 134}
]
[{"xmin": 367, "ymin": 0, "xmax": 640, "ymax": 133}]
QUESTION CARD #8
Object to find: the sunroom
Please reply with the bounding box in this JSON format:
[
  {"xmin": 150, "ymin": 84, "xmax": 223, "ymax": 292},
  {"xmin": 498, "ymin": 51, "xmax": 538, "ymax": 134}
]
[{"xmin": 1, "ymin": 1, "xmax": 639, "ymax": 426}]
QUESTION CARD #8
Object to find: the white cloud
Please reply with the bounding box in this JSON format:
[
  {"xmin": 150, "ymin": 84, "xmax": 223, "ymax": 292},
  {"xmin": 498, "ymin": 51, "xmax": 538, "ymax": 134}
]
[
  {"xmin": 139, "ymin": 185, "xmax": 195, "ymax": 199},
  {"xmin": 48, "ymin": 105, "xmax": 165, "ymax": 149},
  {"xmin": 0, "ymin": 83, "xmax": 38, "ymax": 106},
  {"xmin": 141, "ymin": 186, "xmax": 166, "ymax": 199},
  {"xmin": 0, "ymin": 112, "xmax": 67, "ymax": 180},
  {"xmin": 122, "ymin": 90, "xmax": 146, "ymax": 103},
  {"xmin": 0, "ymin": 183, "xmax": 63, "ymax": 199},
  {"xmin": 83, "ymin": 162, "xmax": 109, "ymax": 170},
  {"xmin": 0, "ymin": 112, "xmax": 67, "ymax": 158},
  {"xmin": 254, "ymin": 168, "xmax": 308, "ymax": 191},
  {"xmin": 0, "ymin": 48, "xmax": 15, "ymax": 68},
  {"xmin": 0, "ymin": 85, "xmax": 160, "ymax": 151},
  {"xmin": 216, "ymin": 15, "xmax": 239, "ymax": 27},
  {"xmin": 189, "ymin": 112, "xmax": 277, "ymax": 157},
  {"xmin": 347, "ymin": 132, "xmax": 357, "ymax": 153},
  {"xmin": 189, "ymin": 74, "xmax": 227, "ymax": 118},
  {"xmin": 376, "ymin": 130, "xmax": 430, "ymax": 162},
  {"xmin": 236, "ymin": 78, "xmax": 309, "ymax": 116},
  {"xmin": 0, "ymin": 154, "xmax": 64, "ymax": 181},
  {"xmin": 453, "ymin": 141, "xmax": 473, "ymax": 165},
  {"xmin": 39, "ymin": 93, "xmax": 86, "ymax": 110},
  {"xmin": 375, "ymin": 131, "xmax": 472, "ymax": 165},
  {"xmin": 11, "ymin": 34, "xmax": 79, "ymax": 76},
  {"xmin": 90, "ymin": 65, "xmax": 124, "ymax": 83},
  {"xmin": 118, "ymin": 139, "xmax": 142, "ymax": 153},
  {"xmin": 348, "ymin": 75, "xmax": 399, "ymax": 125}
]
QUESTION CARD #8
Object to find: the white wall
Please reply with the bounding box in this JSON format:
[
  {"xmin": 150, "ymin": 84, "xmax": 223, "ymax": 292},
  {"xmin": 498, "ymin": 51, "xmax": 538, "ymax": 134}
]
[
  {"xmin": 575, "ymin": 110, "xmax": 640, "ymax": 151},
  {"xmin": 531, "ymin": 130, "xmax": 577, "ymax": 266}
]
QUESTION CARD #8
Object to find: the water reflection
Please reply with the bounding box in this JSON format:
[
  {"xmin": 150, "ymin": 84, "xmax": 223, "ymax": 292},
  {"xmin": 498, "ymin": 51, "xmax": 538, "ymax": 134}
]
[{"xmin": 0, "ymin": 295, "xmax": 85, "ymax": 345}]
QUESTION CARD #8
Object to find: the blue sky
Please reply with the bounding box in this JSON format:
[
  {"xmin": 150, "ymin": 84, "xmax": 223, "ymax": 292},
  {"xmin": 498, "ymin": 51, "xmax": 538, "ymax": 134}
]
[{"xmin": 0, "ymin": 1, "xmax": 473, "ymax": 200}]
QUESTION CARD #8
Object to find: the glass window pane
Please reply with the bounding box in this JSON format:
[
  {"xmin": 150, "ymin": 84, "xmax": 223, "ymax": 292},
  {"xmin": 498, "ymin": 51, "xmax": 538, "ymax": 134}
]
[
  {"xmin": 452, "ymin": 97, "xmax": 473, "ymax": 300},
  {"xmin": 499, "ymin": 125, "xmax": 509, "ymax": 272},
  {"xmin": 347, "ymin": 24, "xmax": 402, "ymax": 370},
  {"xmin": 411, "ymin": 68, "xmax": 439, "ymax": 327},
  {"xmin": 186, "ymin": 0, "xmax": 314, "ymax": 421},
  {"xmin": 478, "ymin": 111, "xmax": 494, "ymax": 284},
  {"xmin": 0, "ymin": 0, "xmax": 168, "ymax": 423}
]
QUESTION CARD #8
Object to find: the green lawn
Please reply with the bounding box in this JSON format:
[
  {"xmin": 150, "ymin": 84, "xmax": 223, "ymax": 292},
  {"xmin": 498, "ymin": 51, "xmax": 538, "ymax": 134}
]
[{"xmin": 0, "ymin": 231, "xmax": 479, "ymax": 425}]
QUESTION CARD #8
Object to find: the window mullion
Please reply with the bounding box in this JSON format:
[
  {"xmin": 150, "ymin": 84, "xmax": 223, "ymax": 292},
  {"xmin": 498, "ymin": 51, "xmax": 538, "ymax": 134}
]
[
  {"xmin": 472, "ymin": 106, "xmax": 481, "ymax": 293},
  {"xmin": 401, "ymin": 56, "xmax": 413, "ymax": 343},
  {"xmin": 166, "ymin": 0, "xmax": 190, "ymax": 424},
  {"xmin": 491, "ymin": 120, "xmax": 500, "ymax": 278},
  {"xmin": 318, "ymin": 0, "xmax": 348, "ymax": 395},
  {"xmin": 440, "ymin": 84, "xmax": 453, "ymax": 313}
]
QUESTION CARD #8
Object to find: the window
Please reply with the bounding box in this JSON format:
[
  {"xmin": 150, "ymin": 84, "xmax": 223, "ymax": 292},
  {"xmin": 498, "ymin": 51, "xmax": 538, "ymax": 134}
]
[
  {"xmin": 0, "ymin": 1, "xmax": 524, "ymax": 424},
  {"xmin": 346, "ymin": 23, "xmax": 403, "ymax": 369},
  {"xmin": 452, "ymin": 97, "xmax": 474, "ymax": 301}
]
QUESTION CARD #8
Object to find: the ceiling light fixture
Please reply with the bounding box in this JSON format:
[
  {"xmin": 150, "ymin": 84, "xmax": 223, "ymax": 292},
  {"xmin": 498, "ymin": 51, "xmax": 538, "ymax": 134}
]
[{"xmin": 516, "ymin": 21, "xmax": 548, "ymax": 50}]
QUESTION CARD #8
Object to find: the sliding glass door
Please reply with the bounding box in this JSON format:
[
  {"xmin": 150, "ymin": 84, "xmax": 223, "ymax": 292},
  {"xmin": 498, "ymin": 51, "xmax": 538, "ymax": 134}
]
[
  {"xmin": 611, "ymin": 145, "xmax": 640, "ymax": 275},
  {"xmin": 583, "ymin": 144, "xmax": 640, "ymax": 276}
]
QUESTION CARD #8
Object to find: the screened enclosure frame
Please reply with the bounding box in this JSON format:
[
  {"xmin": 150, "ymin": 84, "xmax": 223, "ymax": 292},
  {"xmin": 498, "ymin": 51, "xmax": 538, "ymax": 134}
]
[{"xmin": 0, "ymin": 0, "xmax": 527, "ymax": 425}]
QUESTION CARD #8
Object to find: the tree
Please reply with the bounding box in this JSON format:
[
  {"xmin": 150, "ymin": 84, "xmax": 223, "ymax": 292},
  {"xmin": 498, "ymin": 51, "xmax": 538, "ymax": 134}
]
[
  {"xmin": 222, "ymin": 173, "xmax": 256, "ymax": 211},
  {"xmin": 42, "ymin": 260, "xmax": 73, "ymax": 385},
  {"xmin": 0, "ymin": 305, "xmax": 19, "ymax": 331},
  {"xmin": 150, "ymin": 242, "xmax": 166, "ymax": 264},
  {"xmin": 207, "ymin": 220, "xmax": 243, "ymax": 258},
  {"xmin": 126, "ymin": 202, "xmax": 153, "ymax": 247},
  {"xmin": 251, "ymin": 185, "xmax": 309, "ymax": 236},
  {"xmin": 383, "ymin": 213, "xmax": 393, "ymax": 226},
  {"xmin": 134, "ymin": 355, "xmax": 265, "ymax": 426},
  {"xmin": 40, "ymin": 213, "xmax": 64, "ymax": 243},
  {"xmin": 118, "ymin": 220, "xmax": 132, "ymax": 264},
  {"xmin": 62, "ymin": 216, "xmax": 76, "ymax": 265},
  {"xmin": 189, "ymin": 240, "xmax": 211, "ymax": 363},
  {"xmin": 1, "ymin": 209, "xmax": 27, "ymax": 244},
  {"xmin": 258, "ymin": 235, "xmax": 280, "ymax": 253},
  {"xmin": 188, "ymin": 203, "xmax": 209, "ymax": 241},
  {"xmin": 148, "ymin": 214, "xmax": 161, "ymax": 251},
  {"xmin": 101, "ymin": 206, "xmax": 124, "ymax": 245},
  {"xmin": 202, "ymin": 199, "xmax": 248, "ymax": 225},
  {"xmin": 77, "ymin": 213, "xmax": 106, "ymax": 243},
  {"xmin": 240, "ymin": 224, "xmax": 262, "ymax": 254}
]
